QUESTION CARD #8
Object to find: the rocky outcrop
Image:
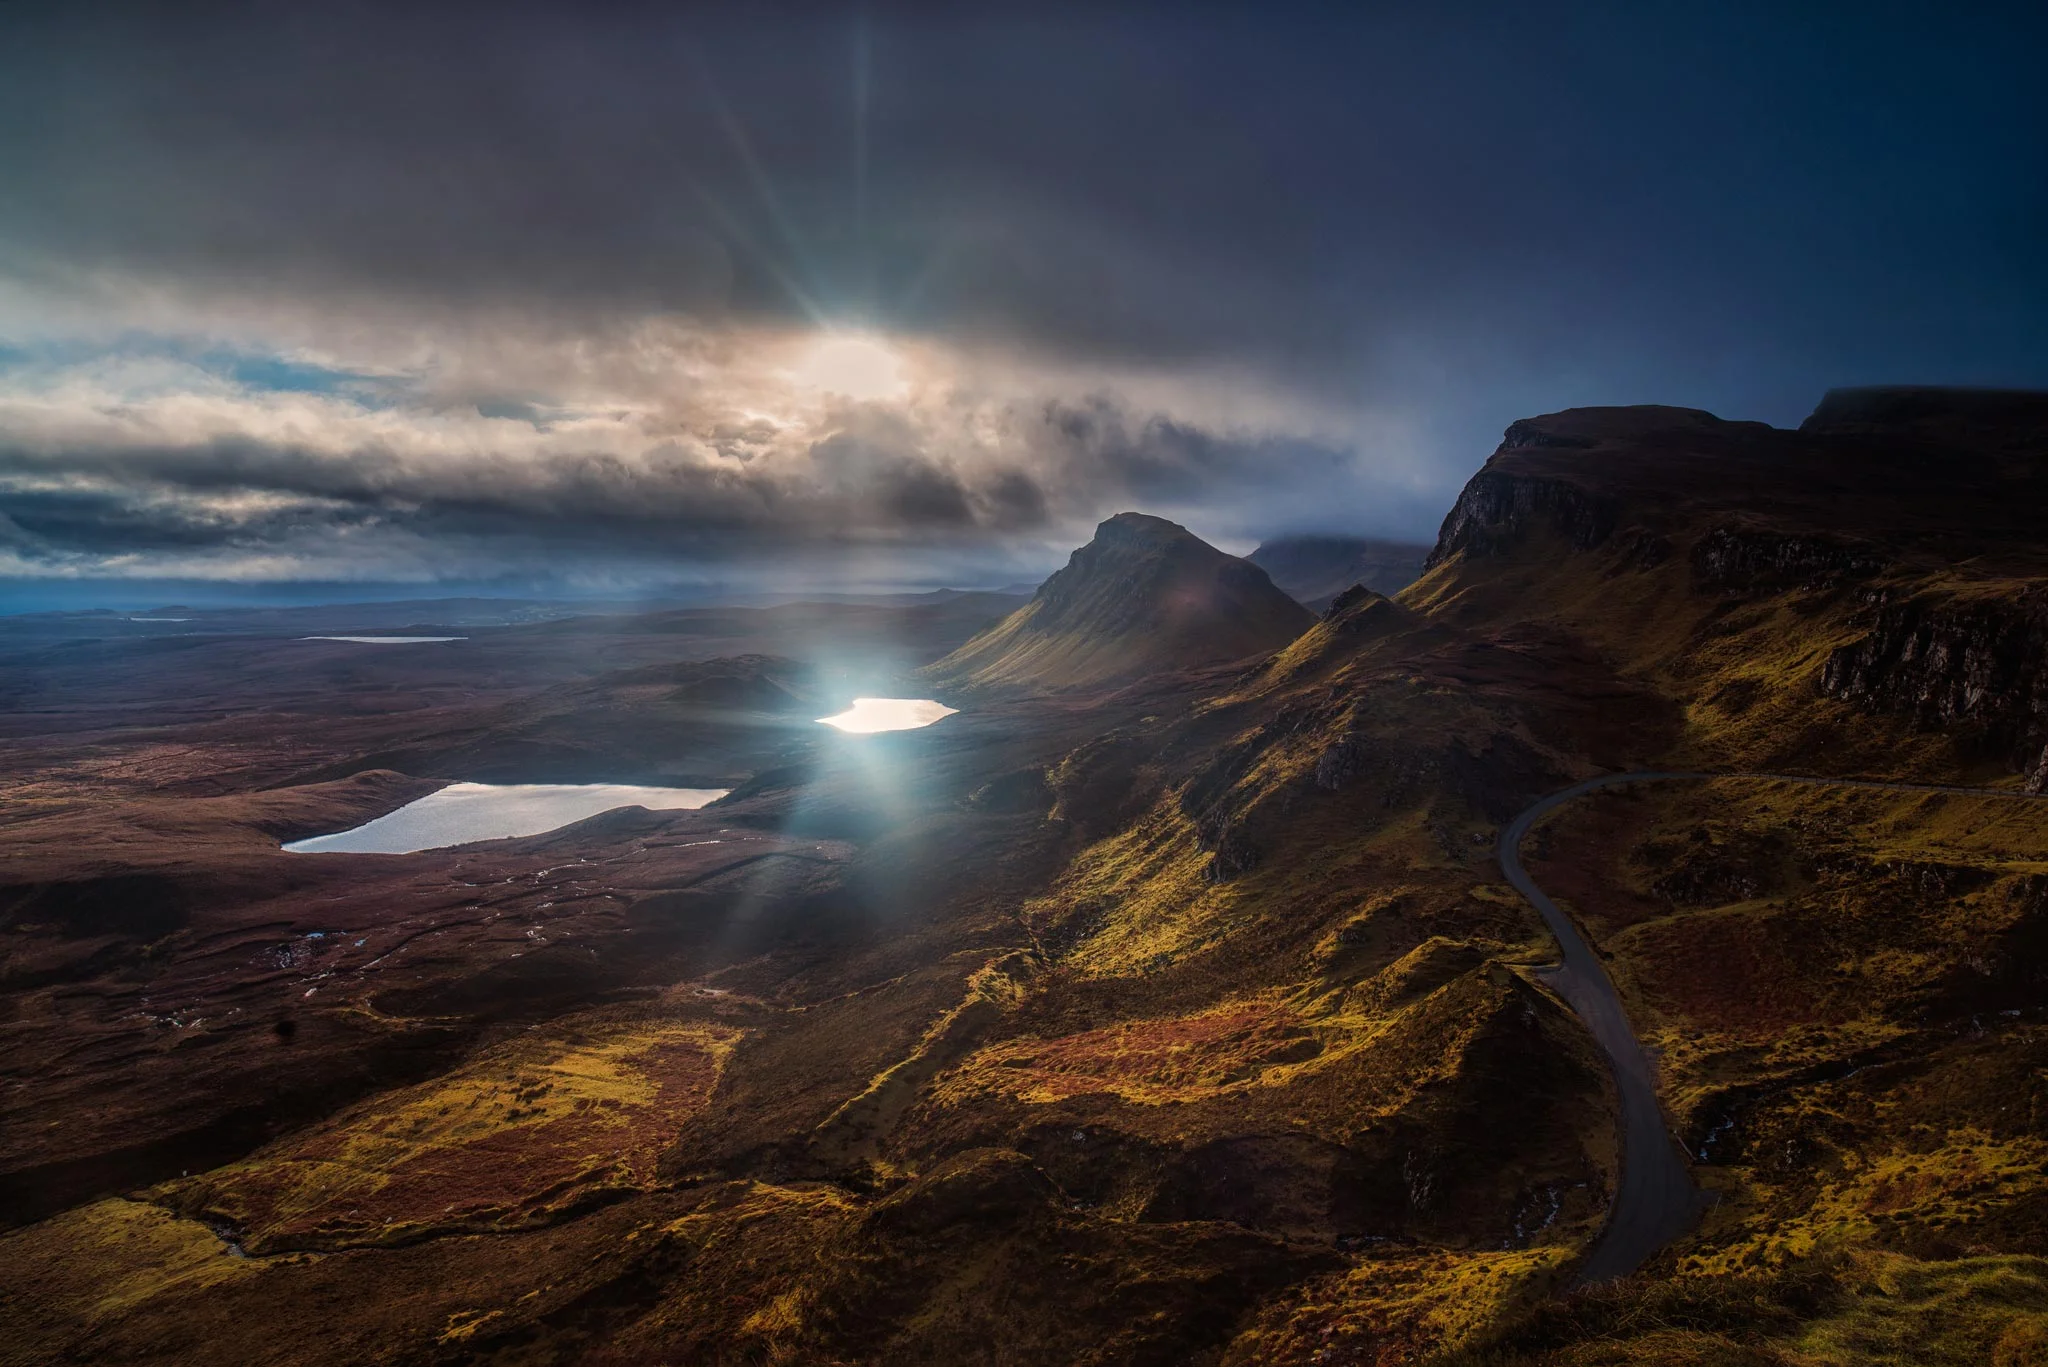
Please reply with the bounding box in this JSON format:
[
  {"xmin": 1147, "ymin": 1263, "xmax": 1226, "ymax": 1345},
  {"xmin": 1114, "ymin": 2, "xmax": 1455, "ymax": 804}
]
[
  {"xmin": 1197, "ymin": 815, "xmax": 1261, "ymax": 883},
  {"xmin": 1424, "ymin": 470, "xmax": 1617, "ymax": 570},
  {"xmin": 1317, "ymin": 585, "xmax": 1421, "ymax": 639},
  {"xmin": 1313, "ymin": 737, "xmax": 1369, "ymax": 791},
  {"xmin": 1819, "ymin": 586, "xmax": 2048, "ymax": 774},
  {"xmin": 1606, "ymin": 526, "xmax": 1674, "ymax": 572},
  {"xmin": 1321, "ymin": 585, "xmax": 1377, "ymax": 621},
  {"xmin": 1691, "ymin": 526, "xmax": 1887, "ymax": 594}
]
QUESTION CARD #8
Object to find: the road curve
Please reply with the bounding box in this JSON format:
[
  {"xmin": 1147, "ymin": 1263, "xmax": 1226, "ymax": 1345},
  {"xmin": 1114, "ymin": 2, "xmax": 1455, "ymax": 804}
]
[
  {"xmin": 1499, "ymin": 772, "xmax": 1705, "ymax": 1284},
  {"xmin": 1499, "ymin": 769, "xmax": 2041, "ymax": 1285}
]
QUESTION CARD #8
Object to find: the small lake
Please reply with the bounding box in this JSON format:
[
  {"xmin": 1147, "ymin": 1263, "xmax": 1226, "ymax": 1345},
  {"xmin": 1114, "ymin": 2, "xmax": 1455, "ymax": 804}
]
[
  {"xmin": 283, "ymin": 782, "xmax": 729, "ymax": 854},
  {"xmin": 815, "ymin": 698, "xmax": 959, "ymax": 733},
  {"xmin": 301, "ymin": 636, "xmax": 468, "ymax": 644}
]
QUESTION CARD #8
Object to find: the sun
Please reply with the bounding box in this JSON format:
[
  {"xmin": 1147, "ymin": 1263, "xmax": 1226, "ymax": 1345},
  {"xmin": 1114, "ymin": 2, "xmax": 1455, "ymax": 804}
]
[{"xmin": 790, "ymin": 331, "xmax": 907, "ymax": 401}]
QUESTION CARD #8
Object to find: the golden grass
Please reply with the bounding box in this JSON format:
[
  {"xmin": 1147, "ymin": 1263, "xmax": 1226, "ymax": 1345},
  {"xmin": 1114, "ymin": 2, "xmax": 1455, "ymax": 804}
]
[
  {"xmin": 933, "ymin": 997, "xmax": 1322, "ymax": 1106},
  {"xmin": 1475, "ymin": 765, "xmax": 2048, "ymax": 1363},
  {"xmin": 1793, "ymin": 1251, "xmax": 2048, "ymax": 1366},
  {"xmin": 166, "ymin": 1018, "xmax": 738, "ymax": 1251},
  {"xmin": 1529, "ymin": 776, "xmax": 2048, "ymax": 1094},
  {"xmin": 1223, "ymin": 1245, "xmax": 1575, "ymax": 1365},
  {"xmin": 1428, "ymin": 1252, "xmax": 2048, "ymax": 1366},
  {"xmin": 0, "ymin": 1198, "xmax": 263, "ymax": 1351}
]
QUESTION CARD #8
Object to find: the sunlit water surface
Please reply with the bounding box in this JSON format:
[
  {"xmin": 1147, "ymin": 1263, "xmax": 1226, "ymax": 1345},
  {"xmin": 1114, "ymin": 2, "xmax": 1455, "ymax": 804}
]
[
  {"xmin": 815, "ymin": 698, "xmax": 959, "ymax": 733},
  {"xmin": 301, "ymin": 635, "xmax": 468, "ymax": 644},
  {"xmin": 283, "ymin": 782, "xmax": 729, "ymax": 854}
]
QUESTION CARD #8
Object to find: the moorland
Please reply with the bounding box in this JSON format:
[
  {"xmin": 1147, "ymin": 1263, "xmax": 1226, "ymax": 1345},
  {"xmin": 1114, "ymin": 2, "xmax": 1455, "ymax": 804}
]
[{"xmin": 5, "ymin": 386, "xmax": 2048, "ymax": 1366}]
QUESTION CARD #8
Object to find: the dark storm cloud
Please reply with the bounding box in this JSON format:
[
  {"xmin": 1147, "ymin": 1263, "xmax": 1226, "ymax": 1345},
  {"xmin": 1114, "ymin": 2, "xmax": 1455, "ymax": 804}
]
[
  {"xmin": 0, "ymin": 482, "xmax": 366, "ymax": 553},
  {"xmin": 1036, "ymin": 400, "xmax": 1351, "ymax": 506},
  {"xmin": 0, "ymin": 0, "xmax": 2044, "ymax": 596},
  {"xmin": 0, "ymin": 385, "xmax": 1365, "ymax": 578},
  {"xmin": 6, "ymin": 2, "xmax": 2042, "ymax": 378}
]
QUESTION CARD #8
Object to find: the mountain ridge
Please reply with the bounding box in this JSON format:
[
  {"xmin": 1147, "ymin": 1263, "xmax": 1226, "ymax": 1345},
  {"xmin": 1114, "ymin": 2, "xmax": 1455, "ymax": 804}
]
[
  {"xmin": 9, "ymin": 389, "xmax": 2048, "ymax": 1365},
  {"xmin": 926, "ymin": 511, "xmax": 1315, "ymax": 692}
]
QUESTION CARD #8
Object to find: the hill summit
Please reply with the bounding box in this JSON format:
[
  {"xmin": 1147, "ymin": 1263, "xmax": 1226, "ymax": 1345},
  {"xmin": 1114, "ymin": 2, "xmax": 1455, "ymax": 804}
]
[{"xmin": 927, "ymin": 512, "xmax": 1315, "ymax": 691}]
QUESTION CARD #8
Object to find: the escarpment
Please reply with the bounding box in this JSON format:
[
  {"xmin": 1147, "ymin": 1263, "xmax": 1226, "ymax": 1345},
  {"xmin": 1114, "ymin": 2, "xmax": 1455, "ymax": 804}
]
[
  {"xmin": 1411, "ymin": 389, "xmax": 2048, "ymax": 779},
  {"xmin": 1423, "ymin": 468, "xmax": 1618, "ymax": 568},
  {"xmin": 1689, "ymin": 526, "xmax": 1888, "ymax": 593},
  {"xmin": 1821, "ymin": 585, "xmax": 2048, "ymax": 781},
  {"xmin": 10, "ymin": 387, "xmax": 2048, "ymax": 1367}
]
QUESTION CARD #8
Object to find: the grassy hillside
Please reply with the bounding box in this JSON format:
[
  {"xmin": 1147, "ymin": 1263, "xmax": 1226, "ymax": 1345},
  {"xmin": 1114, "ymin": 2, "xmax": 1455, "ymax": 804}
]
[{"xmin": 7, "ymin": 390, "xmax": 2048, "ymax": 1364}]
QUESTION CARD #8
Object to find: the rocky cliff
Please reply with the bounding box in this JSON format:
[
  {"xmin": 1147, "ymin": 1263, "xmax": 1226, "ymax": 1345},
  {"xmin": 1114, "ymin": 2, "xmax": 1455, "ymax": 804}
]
[
  {"xmin": 1418, "ymin": 388, "xmax": 2048, "ymax": 780},
  {"xmin": 1821, "ymin": 585, "xmax": 2048, "ymax": 784}
]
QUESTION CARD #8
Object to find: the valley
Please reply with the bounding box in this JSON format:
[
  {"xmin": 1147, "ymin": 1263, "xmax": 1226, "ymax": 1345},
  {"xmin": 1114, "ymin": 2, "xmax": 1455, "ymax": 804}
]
[{"xmin": 4, "ymin": 388, "xmax": 2048, "ymax": 1365}]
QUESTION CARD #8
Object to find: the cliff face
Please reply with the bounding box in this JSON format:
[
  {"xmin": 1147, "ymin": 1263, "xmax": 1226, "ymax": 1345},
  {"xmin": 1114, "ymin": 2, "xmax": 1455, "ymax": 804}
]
[
  {"xmin": 1421, "ymin": 406, "xmax": 1796, "ymax": 572},
  {"xmin": 1689, "ymin": 527, "xmax": 1887, "ymax": 593},
  {"xmin": 1820, "ymin": 586, "xmax": 2048, "ymax": 783},
  {"xmin": 1423, "ymin": 468, "xmax": 1617, "ymax": 568},
  {"xmin": 1374, "ymin": 389, "xmax": 2048, "ymax": 1363},
  {"xmin": 1416, "ymin": 388, "xmax": 2048, "ymax": 780},
  {"xmin": 16, "ymin": 388, "xmax": 2048, "ymax": 1367}
]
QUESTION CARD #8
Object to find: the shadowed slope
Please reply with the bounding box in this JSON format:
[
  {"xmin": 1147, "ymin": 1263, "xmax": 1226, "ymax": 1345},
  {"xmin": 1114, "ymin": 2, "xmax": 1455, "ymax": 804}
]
[
  {"xmin": 14, "ymin": 393, "xmax": 2048, "ymax": 1365},
  {"xmin": 1409, "ymin": 389, "xmax": 2048, "ymax": 783},
  {"xmin": 927, "ymin": 512, "xmax": 1315, "ymax": 692}
]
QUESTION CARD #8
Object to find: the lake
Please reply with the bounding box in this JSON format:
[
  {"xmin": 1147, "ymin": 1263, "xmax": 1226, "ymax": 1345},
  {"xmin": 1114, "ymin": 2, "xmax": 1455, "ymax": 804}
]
[
  {"xmin": 283, "ymin": 781, "xmax": 729, "ymax": 854},
  {"xmin": 301, "ymin": 636, "xmax": 468, "ymax": 644},
  {"xmin": 815, "ymin": 698, "xmax": 959, "ymax": 733}
]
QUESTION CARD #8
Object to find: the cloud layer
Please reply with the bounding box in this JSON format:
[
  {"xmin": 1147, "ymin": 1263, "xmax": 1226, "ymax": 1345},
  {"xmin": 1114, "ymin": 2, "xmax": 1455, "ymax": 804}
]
[
  {"xmin": 1, "ymin": 1, "xmax": 2043, "ymax": 595},
  {"xmin": 0, "ymin": 308, "xmax": 1441, "ymax": 586}
]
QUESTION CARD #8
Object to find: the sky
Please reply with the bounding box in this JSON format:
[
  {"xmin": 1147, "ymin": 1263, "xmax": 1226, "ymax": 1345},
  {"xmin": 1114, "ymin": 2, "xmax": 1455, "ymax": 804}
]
[{"xmin": 1, "ymin": 0, "xmax": 2044, "ymax": 608}]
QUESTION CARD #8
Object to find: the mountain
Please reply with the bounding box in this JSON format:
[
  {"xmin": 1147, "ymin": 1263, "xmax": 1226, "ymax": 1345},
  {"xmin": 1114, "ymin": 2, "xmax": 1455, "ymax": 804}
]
[
  {"xmin": 1313, "ymin": 386, "xmax": 2048, "ymax": 1359},
  {"xmin": 1412, "ymin": 389, "xmax": 2048, "ymax": 781},
  {"xmin": 926, "ymin": 511, "xmax": 1315, "ymax": 691},
  {"xmin": 942, "ymin": 387, "xmax": 2048, "ymax": 1362},
  {"xmin": 13, "ymin": 392, "xmax": 2048, "ymax": 1366},
  {"xmin": 1247, "ymin": 535, "xmax": 1432, "ymax": 610}
]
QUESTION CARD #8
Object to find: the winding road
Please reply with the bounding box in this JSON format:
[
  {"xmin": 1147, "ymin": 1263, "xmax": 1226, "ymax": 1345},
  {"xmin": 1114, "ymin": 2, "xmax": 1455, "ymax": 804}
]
[{"xmin": 1499, "ymin": 769, "xmax": 2043, "ymax": 1284}]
